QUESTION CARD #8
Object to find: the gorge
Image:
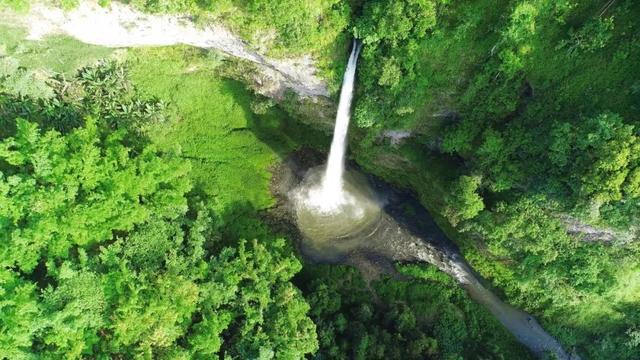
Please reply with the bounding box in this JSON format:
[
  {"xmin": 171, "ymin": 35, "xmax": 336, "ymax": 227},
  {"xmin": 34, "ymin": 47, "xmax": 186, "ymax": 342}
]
[
  {"xmin": 286, "ymin": 39, "xmax": 574, "ymax": 359},
  {"xmin": 1, "ymin": 1, "xmax": 638, "ymax": 359}
]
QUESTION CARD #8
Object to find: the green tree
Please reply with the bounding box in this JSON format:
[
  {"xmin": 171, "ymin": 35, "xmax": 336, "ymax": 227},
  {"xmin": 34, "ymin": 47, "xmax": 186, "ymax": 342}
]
[
  {"xmin": 354, "ymin": 0, "xmax": 436, "ymax": 46},
  {"xmin": 0, "ymin": 118, "xmax": 190, "ymax": 273},
  {"xmin": 473, "ymin": 196, "xmax": 615, "ymax": 310},
  {"xmin": 550, "ymin": 113, "xmax": 640, "ymax": 206},
  {"xmin": 444, "ymin": 175, "xmax": 485, "ymax": 226},
  {"xmin": 0, "ymin": 65, "xmax": 318, "ymax": 359},
  {"xmin": 39, "ymin": 270, "xmax": 106, "ymax": 358},
  {"xmin": 203, "ymin": 238, "xmax": 318, "ymax": 359},
  {"xmin": 300, "ymin": 265, "xmax": 530, "ymax": 359},
  {"xmin": 0, "ymin": 270, "xmax": 40, "ymax": 359},
  {"xmin": 571, "ymin": 114, "xmax": 639, "ymax": 205}
]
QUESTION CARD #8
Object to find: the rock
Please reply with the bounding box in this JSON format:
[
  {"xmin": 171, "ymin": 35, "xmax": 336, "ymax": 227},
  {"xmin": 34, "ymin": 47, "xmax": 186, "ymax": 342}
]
[
  {"xmin": 558, "ymin": 214, "xmax": 635, "ymax": 244},
  {"xmin": 1, "ymin": 1, "xmax": 329, "ymax": 99},
  {"xmin": 431, "ymin": 109, "xmax": 460, "ymax": 122},
  {"xmin": 380, "ymin": 129, "xmax": 413, "ymax": 146}
]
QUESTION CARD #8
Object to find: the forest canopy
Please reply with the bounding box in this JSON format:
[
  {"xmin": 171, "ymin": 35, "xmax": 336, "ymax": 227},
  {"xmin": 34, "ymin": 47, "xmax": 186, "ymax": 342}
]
[
  {"xmin": 1, "ymin": 0, "xmax": 639, "ymax": 359},
  {"xmin": 0, "ymin": 63, "xmax": 318, "ymax": 359}
]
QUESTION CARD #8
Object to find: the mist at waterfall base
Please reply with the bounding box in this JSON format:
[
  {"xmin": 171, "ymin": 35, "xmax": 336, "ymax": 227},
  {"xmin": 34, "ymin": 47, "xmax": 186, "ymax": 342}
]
[
  {"xmin": 284, "ymin": 42, "xmax": 573, "ymax": 359},
  {"xmin": 290, "ymin": 41, "xmax": 383, "ymax": 243}
]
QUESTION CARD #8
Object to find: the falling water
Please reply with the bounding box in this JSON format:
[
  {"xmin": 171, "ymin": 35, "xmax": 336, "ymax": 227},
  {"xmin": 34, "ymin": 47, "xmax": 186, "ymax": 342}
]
[
  {"xmin": 291, "ymin": 40, "xmax": 380, "ymax": 242},
  {"xmin": 316, "ymin": 41, "xmax": 362, "ymax": 211},
  {"xmin": 287, "ymin": 41, "xmax": 572, "ymax": 360}
]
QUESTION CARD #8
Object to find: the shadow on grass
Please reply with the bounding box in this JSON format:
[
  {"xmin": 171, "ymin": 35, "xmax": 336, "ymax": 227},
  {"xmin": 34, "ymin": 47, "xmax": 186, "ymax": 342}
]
[{"xmin": 217, "ymin": 81, "xmax": 331, "ymax": 159}]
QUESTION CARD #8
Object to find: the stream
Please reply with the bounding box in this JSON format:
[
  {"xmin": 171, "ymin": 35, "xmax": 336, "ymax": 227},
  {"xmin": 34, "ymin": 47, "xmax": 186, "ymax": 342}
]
[
  {"xmin": 1, "ymin": 2, "xmax": 583, "ymax": 358},
  {"xmin": 272, "ymin": 152, "xmax": 578, "ymax": 360}
]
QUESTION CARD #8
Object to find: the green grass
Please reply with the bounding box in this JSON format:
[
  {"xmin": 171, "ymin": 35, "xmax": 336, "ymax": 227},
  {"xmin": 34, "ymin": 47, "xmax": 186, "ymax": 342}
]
[
  {"xmin": 127, "ymin": 46, "xmax": 311, "ymax": 215},
  {"xmin": 0, "ymin": 0, "xmax": 30, "ymax": 12},
  {"xmin": 0, "ymin": 23, "xmax": 324, "ymax": 239},
  {"xmin": 0, "ymin": 24, "xmax": 113, "ymax": 75}
]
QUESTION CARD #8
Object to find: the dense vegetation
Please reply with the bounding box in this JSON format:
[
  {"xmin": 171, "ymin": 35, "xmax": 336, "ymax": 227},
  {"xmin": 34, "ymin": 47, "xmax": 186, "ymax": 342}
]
[
  {"xmin": 0, "ymin": 62, "xmax": 319, "ymax": 358},
  {"xmin": 349, "ymin": 0, "xmax": 640, "ymax": 358},
  {"xmin": 0, "ymin": 41, "xmax": 528, "ymax": 358},
  {"xmin": 2, "ymin": 0, "xmax": 640, "ymax": 359},
  {"xmin": 298, "ymin": 264, "xmax": 531, "ymax": 359}
]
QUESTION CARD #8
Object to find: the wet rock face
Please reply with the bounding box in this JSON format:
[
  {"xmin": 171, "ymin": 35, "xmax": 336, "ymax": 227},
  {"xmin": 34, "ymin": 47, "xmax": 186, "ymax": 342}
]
[
  {"xmin": 270, "ymin": 150, "xmax": 576, "ymax": 360},
  {"xmin": 270, "ymin": 149, "xmax": 464, "ymax": 278},
  {"xmin": 559, "ymin": 214, "xmax": 635, "ymax": 244},
  {"xmin": 2, "ymin": 1, "xmax": 329, "ymax": 99},
  {"xmin": 379, "ymin": 129, "xmax": 413, "ymax": 147}
]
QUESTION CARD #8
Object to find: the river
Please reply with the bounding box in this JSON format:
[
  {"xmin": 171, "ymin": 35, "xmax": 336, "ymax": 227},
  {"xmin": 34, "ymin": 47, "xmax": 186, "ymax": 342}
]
[{"xmin": 272, "ymin": 154, "xmax": 578, "ymax": 360}]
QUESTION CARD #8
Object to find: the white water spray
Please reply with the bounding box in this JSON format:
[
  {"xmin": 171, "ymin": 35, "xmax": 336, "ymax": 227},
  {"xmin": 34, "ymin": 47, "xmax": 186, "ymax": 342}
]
[
  {"xmin": 323, "ymin": 41, "xmax": 362, "ymax": 196},
  {"xmin": 304, "ymin": 41, "xmax": 362, "ymax": 212}
]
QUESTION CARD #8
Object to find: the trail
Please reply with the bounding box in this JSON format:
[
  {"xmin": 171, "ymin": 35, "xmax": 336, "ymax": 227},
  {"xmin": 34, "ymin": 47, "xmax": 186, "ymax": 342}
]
[{"xmin": 0, "ymin": 1, "xmax": 328, "ymax": 98}]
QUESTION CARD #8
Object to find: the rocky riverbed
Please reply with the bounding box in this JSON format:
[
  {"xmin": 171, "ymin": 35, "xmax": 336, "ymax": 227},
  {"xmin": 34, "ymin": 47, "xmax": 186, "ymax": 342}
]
[{"xmin": 269, "ymin": 149, "xmax": 579, "ymax": 360}]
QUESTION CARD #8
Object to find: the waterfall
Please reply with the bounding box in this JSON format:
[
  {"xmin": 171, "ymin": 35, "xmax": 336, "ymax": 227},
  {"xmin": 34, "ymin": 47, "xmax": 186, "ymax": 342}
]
[{"xmin": 319, "ymin": 41, "xmax": 362, "ymax": 209}]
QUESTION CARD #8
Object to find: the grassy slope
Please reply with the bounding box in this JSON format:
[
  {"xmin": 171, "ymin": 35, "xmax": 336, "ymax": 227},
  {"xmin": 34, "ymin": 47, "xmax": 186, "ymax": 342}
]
[
  {"xmin": 0, "ymin": 24, "xmax": 113, "ymax": 75},
  {"xmin": 125, "ymin": 46, "xmax": 318, "ymax": 243},
  {"xmin": 128, "ymin": 47, "xmax": 279, "ymax": 212}
]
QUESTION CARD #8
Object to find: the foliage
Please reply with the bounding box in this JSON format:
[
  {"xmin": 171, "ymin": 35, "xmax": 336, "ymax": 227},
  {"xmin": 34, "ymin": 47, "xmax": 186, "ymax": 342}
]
[
  {"xmin": 299, "ymin": 264, "xmax": 531, "ymax": 359},
  {"xmin": 56, "ymin": 0, "xmax": 80, "ymax": 11},
  {"xmin": 444, "ymin": 174, "xmax": 484, "ymax": 226},
  {"xmin": 3, "ymin": 1, "xmax": 640, "ymax": 359},
  {"xmin": 0, "ymin": 57, "xmax": 53, "ymax": 99},
  {"xmin": 550, "ymin": 113, "xmax": 640, "ymax": 206},
  {"xmin": 472, "ymin": 196, "xmax": 616, "ymax": 307},
  {"xmin": 354, "ymin": 0, "xmax": 436, "ymax": 46},
  {"xmin": 353, "ymin": 0, "xmax": 437, "ymax": 128},
  {"xmin": 0, "ymin": 117, "xmax": 190, "ymax": 272},
  {"xmin": 0, "ymin": 64, "xmax": 318, "ymax": 359},
  {"xmin": 345, "ymin": 1, "xmax": 640, "ymax": 358},
  {"xmin": 0, "ymin": 59, "xmax": 166, "ymax": 142},
  {"xmin": 0, "ymin": 271, "xmax": 40, "ymax": 359},
  {"xmin": 75, "ymin": 60, "xmax": 168, "ymax": 132},
  {"xmin": 559, "ymin": 16, "xmax": 615, "ymax": 54}
]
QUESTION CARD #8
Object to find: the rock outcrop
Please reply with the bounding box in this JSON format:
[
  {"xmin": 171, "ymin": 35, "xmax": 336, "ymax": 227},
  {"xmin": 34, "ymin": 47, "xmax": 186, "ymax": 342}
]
[
  {"xmin": 559, "ymin": 214, "xmax": 635, "ymax": 244},
  {"xmin": 2, "ymin": 1, "xmax": 329, "ymax": 99}
]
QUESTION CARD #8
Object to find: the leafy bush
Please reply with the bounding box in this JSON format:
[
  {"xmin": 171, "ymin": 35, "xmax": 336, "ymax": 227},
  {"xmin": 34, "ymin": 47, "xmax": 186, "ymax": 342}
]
[
  {"xmin": 0, "ymin": 57, "xmax": 53, "ymax": 99},
  {"xmin": 0, "ymin": 64, "xmax": 318, "ymax": 359},
  {"xmin": 299, "ymin": 264, "xmax": 531, "ymax": 359},
  {"xmin": 444, "ymin": 175, "xmax": 484, "ymax": 226},
  {"xmin": 0, "ymin": 60, "xmax": 165, "ymax": 138},
  {"xmin": 560, "ymin": 16, "xmax": 615, "ymax": 54}
]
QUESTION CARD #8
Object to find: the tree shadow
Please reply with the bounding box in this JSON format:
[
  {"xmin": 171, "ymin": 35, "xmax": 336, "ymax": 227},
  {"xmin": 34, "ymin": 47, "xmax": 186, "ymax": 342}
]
[{"xmin": 218, "ymin": 80, "xmax": 331, "ymax": 160}]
